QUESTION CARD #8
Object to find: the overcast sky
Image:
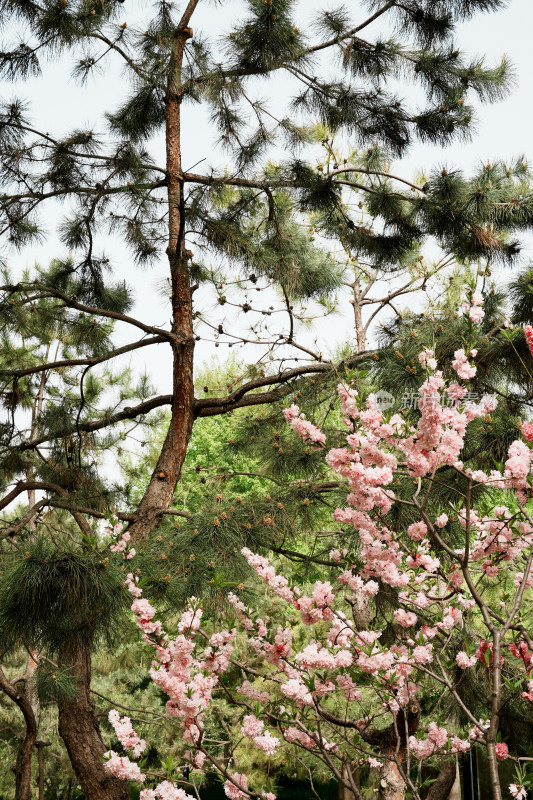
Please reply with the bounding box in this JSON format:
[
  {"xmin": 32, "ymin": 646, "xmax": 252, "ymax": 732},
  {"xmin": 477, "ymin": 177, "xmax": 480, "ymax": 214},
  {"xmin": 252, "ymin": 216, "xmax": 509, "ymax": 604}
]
[{"xmin": 4, "ymin": 0, "xmax": 533, "ymax": 392}]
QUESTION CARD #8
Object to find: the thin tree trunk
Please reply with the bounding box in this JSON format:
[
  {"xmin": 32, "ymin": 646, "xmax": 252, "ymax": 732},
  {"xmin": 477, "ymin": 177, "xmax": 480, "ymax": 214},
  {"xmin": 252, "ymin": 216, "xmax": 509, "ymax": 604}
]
[
  {"xmin": 13, "ymin": 716, "xmax": 36, "ymax": 800},
  {"xmin": 57, "ymin": 636, "xmax": 130, "ymax": 800},
  {"xmin": 352, "ymin": 273, "xmax": 366, "ymax": 353},
  {"xmin": 13, "ymin": 652, "xmax": 40, "ymax": 800},
  {"xmin": 37, "ymin": 742, "xmax": 46, "ymax": 800},
  {"xmin": 0, "ymin": 664, "xmax": 37, "ymax": 800},
  {"xmin": 487, "ymin": 632, "xmax": 502, "ymax": 800},
  {"xmin": 127, "ymin": 12, "xmax": 196, "ymax": 546}
]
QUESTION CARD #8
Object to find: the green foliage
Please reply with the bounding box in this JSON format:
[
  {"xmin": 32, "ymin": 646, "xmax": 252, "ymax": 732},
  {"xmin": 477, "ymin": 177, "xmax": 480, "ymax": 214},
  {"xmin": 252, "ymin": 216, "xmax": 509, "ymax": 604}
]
[
  {"xmin": 36, "ymin": 663, "xmax": 78, "ymax": 702},
  {"xmin": 0, "ymin": 535, "xmax": 127, "ymax": 652}
]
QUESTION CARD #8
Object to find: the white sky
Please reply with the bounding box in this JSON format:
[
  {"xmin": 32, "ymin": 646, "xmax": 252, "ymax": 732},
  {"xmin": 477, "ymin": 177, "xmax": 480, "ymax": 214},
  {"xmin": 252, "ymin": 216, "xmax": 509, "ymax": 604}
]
[{"xmin": 3, "ymin": 0, "xmax": 533, "ymax": 394}]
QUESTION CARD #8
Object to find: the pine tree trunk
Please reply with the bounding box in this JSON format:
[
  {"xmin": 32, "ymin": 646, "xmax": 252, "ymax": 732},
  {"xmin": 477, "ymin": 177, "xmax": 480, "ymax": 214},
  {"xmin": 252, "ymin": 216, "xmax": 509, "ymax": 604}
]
[
  {"xmin": 126, "ymin": 17, "xmax": 195, "ymax": 547},
  {"xmin": 13, "ymin": 721, "xmax": 36, "ymax": 800},
  {"xmin": 57, "ymin": 636, "xmax": 130, "ymax": 800}
]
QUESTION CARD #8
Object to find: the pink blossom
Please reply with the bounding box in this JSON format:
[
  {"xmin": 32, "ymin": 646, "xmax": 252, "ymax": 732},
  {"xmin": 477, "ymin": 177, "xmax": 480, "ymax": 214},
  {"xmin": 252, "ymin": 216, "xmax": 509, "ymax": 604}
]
[
  {"xmin": 394, "ymin": 609, "xmax": 418, "ymax": 627},
  {"xmin": 522, "ymin": 422, "xmax": 533, "ymax": 442},
  {"xmin": 283, "ymin": 404, "xmax": 300, "ymax": 421},
  {"xmin": 144, "ymin": 783, "xmax": 195, "ymax": 800},
  {"xmin": 253, "ymin": 730, "xmax": 280, "ymax": 755},
  {"xmin": 280, "ymin": 678, "xmax": 313, "ymax": 706},
  {"xmin": 468, "ymin": 305, "xmax": 485, "ymax": 323},
  {"xmin": 456, "ymin": 652, "xmax": 477, "ymax": 669},
  {"xmin": 438, "ymin": 606, "xmax": 462, "ymax": 631},
  {"xmin": 418, "ymin": 348, "xmax": 438, "ymax": 371},
  {"xmin": 412, "ymin": 645, "xmax": 433, "ymax": 665},
  {"xmin": 125, "ymin": 573, "xmax": 142, "ymax": 598},
  {"xmin": 194, "ymin": 751, "xmax": 206, "ymax": 768},
  {"xmin": 241, "ymin": 714, "xmax": 263, "ymax": 738},
  {"xmin": 236, "ymin": 681, "xmax": 269, "ymax": 704},
  {"xmin": 327, "ymin": 613, "xmax": 354, "ymax": 648},
  {"xmin": 469, "ymin": 719, "xmax": 489, "ymax": 741},
  {"xmin": 283, "ymin": 405, "xmax": 326, "ymax": 445},
  {"xmin": 408, "ymin": 737, "xmax": 436, "ymax": 760},
  {"xmin": 446, "ymin": 383, "xmax": 467, "ymax": 401},
  {"xmin": 452, "ymin": 349, "xmax": 477, "ymax": 380},
  {"xmin": 408, "ymin": 723, "xmax": 447, "ymax": 760},
  {"xmin": 336, "ymin": 673, "xmax": 361, "ymax": 701},
  {"xmin": 284, "ymin": 726, "xmax": 316, "ymax": 749},
  {"xmin": 525, "ymin": 325, "xmax": 533, "ymax": 357},
  {"xmin": 104, "ymin": 751, "xmax": 145, "ymax": 782},
  {"xmin": 407, "ymin": 521, "xmax": 428, "ymax": 541},
  {"xmin": 296, "ymin": 642, "xmax": 352, "ymax": 670},
  {"xmin": 522, "ymin": 679, "xmax": 533, "ymax": 703},
  {"xmin": 450, "ymin": 736, "xmax": 471, "ymax": 754},
  {"xmin": 224, "ymin": 774, "xmax": 248, "ymax": 800},
  {"xmin": 495, "ymin": 742, "xmax": 509, "ymax": 760},
  {"xmin": 428, "ymin": 722, "xmax": 448, "ymax": 748},
  {"xmin": 131, "ymin": 598, "xmax": 155, "ymax": 619},
  {"xmin": 509, "ymin": 785, "xmax": 527, "ymax": 800},
  {"xmin": 296, "ymin": 581, "xmax": 335, "ymax": 625},
  {"xmin": 108, "ymin": 710, "xmax": 146, "ymax": 757},
  {"xmin": 241, "ymin": 549, "xmax": 295, "ymax": 604}
]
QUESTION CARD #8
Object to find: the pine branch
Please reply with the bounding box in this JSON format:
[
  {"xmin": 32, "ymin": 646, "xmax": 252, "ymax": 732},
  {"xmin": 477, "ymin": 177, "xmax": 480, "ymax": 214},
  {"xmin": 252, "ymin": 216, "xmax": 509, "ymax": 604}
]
[
  {"xmin": 0, "ymin": 335, "xmax": 166, "ymax": 378},
  {"xmin": 2, "ymin": 285, "xmax": 176, "ymax": 341},
  {"xmin": 308, "ymin": 1, "xmax": 398, "ymax": 54}
]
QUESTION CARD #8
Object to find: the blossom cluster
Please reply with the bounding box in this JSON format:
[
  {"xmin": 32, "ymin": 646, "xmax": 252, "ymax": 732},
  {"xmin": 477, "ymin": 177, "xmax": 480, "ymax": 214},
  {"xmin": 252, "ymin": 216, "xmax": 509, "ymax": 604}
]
[
  {"xmin": 108, "ymin": 709, "xmax": 146, "ymax": 757},
  {"xmin": 462, "ymin": 287, "xmax": 485, "ymax": 324},
  {"xmin": 109, "ymin": 522, "xmax": 136, "ymax": 560}
]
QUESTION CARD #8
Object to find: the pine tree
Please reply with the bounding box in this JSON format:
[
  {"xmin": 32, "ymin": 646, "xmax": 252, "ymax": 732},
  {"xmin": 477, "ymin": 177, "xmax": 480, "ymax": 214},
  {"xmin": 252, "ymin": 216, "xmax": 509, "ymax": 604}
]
[{"xmin": 2, "ymin": 1, "xmax": 533, "ymax": 798}]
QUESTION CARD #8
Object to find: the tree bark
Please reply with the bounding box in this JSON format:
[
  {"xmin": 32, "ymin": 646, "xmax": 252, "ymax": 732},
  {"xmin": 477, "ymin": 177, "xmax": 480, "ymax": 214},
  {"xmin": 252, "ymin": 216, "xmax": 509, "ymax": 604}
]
[
  {"xmin": 379, "ymin": 758, "xmax": 405, "ymax": 800},
  {"xmin": 57, "ymin": 636, "xmax": 130, "ymax": 800}
]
